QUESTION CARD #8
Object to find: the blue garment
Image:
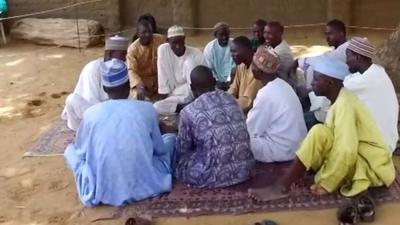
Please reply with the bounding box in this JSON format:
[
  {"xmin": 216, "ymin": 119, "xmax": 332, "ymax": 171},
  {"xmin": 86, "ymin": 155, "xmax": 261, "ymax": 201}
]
[
  {"xmin": 176, "ymin": 90, "xmax": 255, "ymax": 188},
  {"xmin": 203, "ymin": 39, "xmax": 235, "ymax": 82},
  {"xmin": 64, "ymin": 99, "xmax": 175, "ymax": 207}
]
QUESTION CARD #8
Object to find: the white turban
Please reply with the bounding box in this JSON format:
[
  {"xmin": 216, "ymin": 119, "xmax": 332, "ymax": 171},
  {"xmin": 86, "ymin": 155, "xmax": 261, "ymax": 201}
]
[{"xmin": 308, "ymin": 55, "xmax": 349, "ymax": 80}]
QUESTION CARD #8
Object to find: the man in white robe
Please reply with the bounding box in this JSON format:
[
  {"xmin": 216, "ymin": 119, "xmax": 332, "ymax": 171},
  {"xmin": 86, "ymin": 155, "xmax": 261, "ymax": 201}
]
[
  {"xmin": 247, "ymin": 46, "xmax": 307, "ymax": 163},
  {"xmin": 154, "ymin": 25, "xmax": 206, "ymax": 115},
  {"xmin": 61, "ymin": 36, "xmax": 129, "ymax": 130},
  {"xmin": 263, "ymin": 21, "xmax": 295, "ymax": 88},
  {"xmin": 345, "ymin": 37, "xmax": 399, "ymax": 152}
]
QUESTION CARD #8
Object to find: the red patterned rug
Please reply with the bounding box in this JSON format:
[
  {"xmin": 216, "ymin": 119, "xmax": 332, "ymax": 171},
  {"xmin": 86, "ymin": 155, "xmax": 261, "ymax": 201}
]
[
  {"xmin": 125, "ymin": 162, "xmax": 400, "ymax": 217},
  {"xmin": 25, "ymin": 120, "xmax": 400, "ymax": 217}
]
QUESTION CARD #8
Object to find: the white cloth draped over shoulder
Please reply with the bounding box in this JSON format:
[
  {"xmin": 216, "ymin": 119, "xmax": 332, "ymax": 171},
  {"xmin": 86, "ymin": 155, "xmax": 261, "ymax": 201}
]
[
  {"xmin": 299, "ymin": 41, "xmax": 350, "ymax": 122},
  {"xmin": 61, "ymin": 58, "xmax": 109, "ymax": 130}
]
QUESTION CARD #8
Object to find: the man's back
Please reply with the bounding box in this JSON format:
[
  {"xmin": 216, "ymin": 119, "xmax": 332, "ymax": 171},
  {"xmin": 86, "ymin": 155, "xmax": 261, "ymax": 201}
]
[
  {"xmin": 176, "ymin": 90, "xmax": 255, "ymax": 188},
  {"xmin": 344, "ymin": 64, "xmax": 399, "ymax": 152},
  {"xmin": 65, "ymin": 100, "xmax": 172, "ymax": 207},
  {"xmin": 247, "ymin": 78, "xmax": 307, "ymax": 162}
]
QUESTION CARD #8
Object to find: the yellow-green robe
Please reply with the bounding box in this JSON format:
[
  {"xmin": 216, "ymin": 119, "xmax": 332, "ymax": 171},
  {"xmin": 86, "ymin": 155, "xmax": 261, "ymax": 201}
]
[{"xmin": 297, "ymin": 88, "xmax": 395, "ymax": 196}]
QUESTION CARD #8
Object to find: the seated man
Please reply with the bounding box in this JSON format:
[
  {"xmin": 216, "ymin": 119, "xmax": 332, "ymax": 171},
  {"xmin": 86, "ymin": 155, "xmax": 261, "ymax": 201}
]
[
  {"xmin": 297, "ymin": 20, "xmax": 349, "ymax": 128},
  {"xmin": 64, "ymin": 59, "xmax": 175, "ymax": 207},
  {"xmin": 250, "ymin": 19, "xmax": 267, "ymax": 52},
  {"xmin": 127, "ymin": 19, "xmax": 166, "ymax": 100},
  {"xmin": 249, "ymin": 56, "xmax": 395, "ymax": 201},
  {"xmin": 263, "ymin": 21, "xmax": 295, "ymax": 87},
  {"xmin": 175, "ymin": 65, "xmax": 255, "ymax": 188},
  {"xmin": 345, "ymin": 37, "xmax": 399, "ymax": 153},
  {"xmin": 131, "ymin": 13, "xmax": 160, "ymax": 42},
  {"xmin": 247, "ymin": 46, "xmax": 307, "ymax": 163},
  {"xmin": 154, "ymin": 25, "xmax": 206, "ymax": 115},
  {"xmin": 228, "ymin": 36, "xmax": 263, "ymax": 113},
  {"xmin": 203, "ymin": 22, "xmax": 235, "ymax": 90},
  {"xmin": 61, "ymin": 36, "xmax": 129, "ymax": 130}
]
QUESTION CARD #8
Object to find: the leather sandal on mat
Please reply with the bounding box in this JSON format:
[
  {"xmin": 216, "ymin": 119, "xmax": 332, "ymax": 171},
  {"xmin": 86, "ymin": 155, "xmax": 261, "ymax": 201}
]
[
  {"xmin": 254, "ymin": 219, "xmax": 278, "ymax": 225},
  {"xmin": 337, "ymin": 204, "xmax": 359, "ymax": 225},
  {"xmin": 353, "ymin": 195, "xmax": 375, "ymax": 222}
]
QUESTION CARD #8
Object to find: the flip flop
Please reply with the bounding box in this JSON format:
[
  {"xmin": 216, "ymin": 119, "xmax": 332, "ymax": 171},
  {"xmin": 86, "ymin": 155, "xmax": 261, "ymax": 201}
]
[
  {"xmin": 353, "ymin": 195, "xmax": 375, "ymax": 223},
  {"xmin": 337, "ymin": 204, "xmax": 359, "ymax": 225},
  {"xmin": 254, "ymin": 219, "xmax": 278, "ymax": 225},
  {"xmin": 125, "ymin": 216, "xmax": 152, "ymax": 225}
]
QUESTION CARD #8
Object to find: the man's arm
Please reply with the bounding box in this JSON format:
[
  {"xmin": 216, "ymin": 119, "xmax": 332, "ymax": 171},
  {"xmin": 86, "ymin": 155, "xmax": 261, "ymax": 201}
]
[
  {"xmin": 127, "ymin": 45, "xmax": 146, "ymax": 100},
  {"xmin": 157, "ymin": 45, "xmax": 172, "ymax": 95}
]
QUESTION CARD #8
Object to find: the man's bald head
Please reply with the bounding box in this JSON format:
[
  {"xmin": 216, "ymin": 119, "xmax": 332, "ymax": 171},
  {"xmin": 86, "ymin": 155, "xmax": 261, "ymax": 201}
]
[{"xmin": 190, "ymin": 65, "xmax": 216, "ymax": 98}]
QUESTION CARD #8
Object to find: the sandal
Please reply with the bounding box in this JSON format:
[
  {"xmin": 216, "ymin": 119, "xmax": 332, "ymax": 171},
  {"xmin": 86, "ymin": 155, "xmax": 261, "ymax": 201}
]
[
  {"xmin": 254, "ymin": 220, "xmax": 278, "ymax": 225},
  {"xmin": 125, "ymin": 216, "xmax": 152, "ymax": 225},
  {"xmin": 353, "ymin": 195, "xmax": 375, "ymax": 222},
  {"xmin": 337, "ymin": 204, "xmax": 358, "ymax": 225}
]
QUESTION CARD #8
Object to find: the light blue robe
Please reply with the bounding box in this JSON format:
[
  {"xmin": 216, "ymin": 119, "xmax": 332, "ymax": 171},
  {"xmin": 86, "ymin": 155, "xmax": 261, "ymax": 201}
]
[
  {"xmin": 203, "ymin": 39, "xmax": 235, "ymax": 82},
  {"xmin": 64, "ymin": 99, "xmax": 176, "ymax": 207}
]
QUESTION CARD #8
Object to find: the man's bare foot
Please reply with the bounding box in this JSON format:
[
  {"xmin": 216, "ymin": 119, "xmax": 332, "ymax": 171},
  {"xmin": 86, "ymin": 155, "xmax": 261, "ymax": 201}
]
[
  {"xmin": 248, "ymin": 185, "xmax": 289, "ymax": 202},
  {"xmin": 310, "ymin": 184, "xmax": 329, "ymax": 195}
]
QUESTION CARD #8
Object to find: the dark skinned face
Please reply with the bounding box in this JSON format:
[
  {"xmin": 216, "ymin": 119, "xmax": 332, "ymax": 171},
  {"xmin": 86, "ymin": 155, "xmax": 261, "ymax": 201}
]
[
  {"xmin": 325, "ymin": 25, "xmax": 344, "ymax": 48},
  {"xmin": 215, "ymin": 27, "xmax": 230, "ymax": 47},
  {"xmin": 252, "ymin": 24, "xmax": 265, "ymax": 43},
  {"xmin": 345, "ymin": 48, "xmax": 359, "ymax": 74},
  {"xmin": 138, "ymin": 24, "xmax": 153, "ymax": 46},
  {"xmin": 230, "ymin": 42, "xmax": 249, "ymax": 65},
  {"xmin": 104, "ymin": 50, "xmax": 127, "ymax": 62},
  {"xmin": 263, "ymin": 25, "xmax": 282, "ymax": 48},
  {"xmin": 311, "ymin": 71, "xmax": 331, "ymax": 96},
  {"xmin": 168, "ymin": 36, "xmax": 186, "ymax": 57}
]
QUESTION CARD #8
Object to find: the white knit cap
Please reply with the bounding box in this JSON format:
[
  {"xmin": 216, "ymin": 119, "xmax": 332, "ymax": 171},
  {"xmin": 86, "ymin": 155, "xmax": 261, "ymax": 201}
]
[
  {"xmin": 167, "ymin": 25, "xmax": 185, "ymax": 38},
  {"xmin": 100, "ymin": 58, "xmax": 129, "ymax": 87}
]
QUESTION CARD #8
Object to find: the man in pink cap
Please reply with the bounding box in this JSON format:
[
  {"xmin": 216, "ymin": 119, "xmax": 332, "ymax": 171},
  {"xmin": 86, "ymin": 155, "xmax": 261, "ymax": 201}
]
[
  {"xmin": 246, "ymin": 46, "xmax": 307, "ymax": 163},
  {"xmin": 345, "ymin": 37, "xmax": 399, "ymax": 153}
]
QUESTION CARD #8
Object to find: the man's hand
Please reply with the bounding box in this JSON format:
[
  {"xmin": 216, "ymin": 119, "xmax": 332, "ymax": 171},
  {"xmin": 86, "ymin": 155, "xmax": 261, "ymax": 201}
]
[{"xmin": 136, "ymin": 84, "xmax": 146, "ymax": 101}]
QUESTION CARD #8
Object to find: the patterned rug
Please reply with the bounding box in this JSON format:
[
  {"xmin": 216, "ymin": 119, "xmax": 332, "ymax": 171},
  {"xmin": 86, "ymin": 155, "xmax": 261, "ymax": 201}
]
[
  {"xmin": 126, "ymin": 162, "xmax": 400, "ymax": 217},
  {"xmin": 25, "ymin": 120, "xmax": 400, "ymax": 217},
  {"xmin": 24, "ymin": 119, "xmax": 74, "ymax": 157}
]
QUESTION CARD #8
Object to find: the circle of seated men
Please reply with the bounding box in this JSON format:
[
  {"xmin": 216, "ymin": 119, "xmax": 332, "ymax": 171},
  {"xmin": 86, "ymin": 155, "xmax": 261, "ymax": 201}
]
[{"xmin": 62, "ymin": 15, "xmax": 399, "ymax": 207}]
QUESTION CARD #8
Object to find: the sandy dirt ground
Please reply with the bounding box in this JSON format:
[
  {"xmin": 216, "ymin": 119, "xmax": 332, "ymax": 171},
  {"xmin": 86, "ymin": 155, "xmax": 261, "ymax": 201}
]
[{"xmin": 0, "ymin": 29, "xmax": 399, "ymax": 225}]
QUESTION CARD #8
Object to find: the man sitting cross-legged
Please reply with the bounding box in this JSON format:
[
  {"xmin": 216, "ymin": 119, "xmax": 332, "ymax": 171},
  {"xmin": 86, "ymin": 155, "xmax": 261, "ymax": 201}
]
[
  {"xmin": 64, "ymin": 59, "xmax": 176, "ymax": 207},
  {"xmin": 127, "ymin": 18, "xmax": 166, "ymax": 100},
  {"xmin": 249, "ymin": 55, "xmax": 395, "ymax": 201},
  {"xmin": 203, "ymin": 22, "xmax": 235, "ymax": 91},
  {"xmin": 175, "ymin": 65, "xmax": 255, "ymax": 188},
  {"xmin": 154, "ymin": 25, "xmax": 206, "ymax": 115},
  {"xmin": 247, "ymin": 46, "xmax": 307, "ymax": 163}
]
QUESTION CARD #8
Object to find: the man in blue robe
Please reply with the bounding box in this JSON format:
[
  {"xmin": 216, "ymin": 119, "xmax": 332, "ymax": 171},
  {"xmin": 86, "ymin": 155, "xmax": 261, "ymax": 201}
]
[{"xmin": 64, "ymin": 58, "xmax": 175, "ymax": 207}]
